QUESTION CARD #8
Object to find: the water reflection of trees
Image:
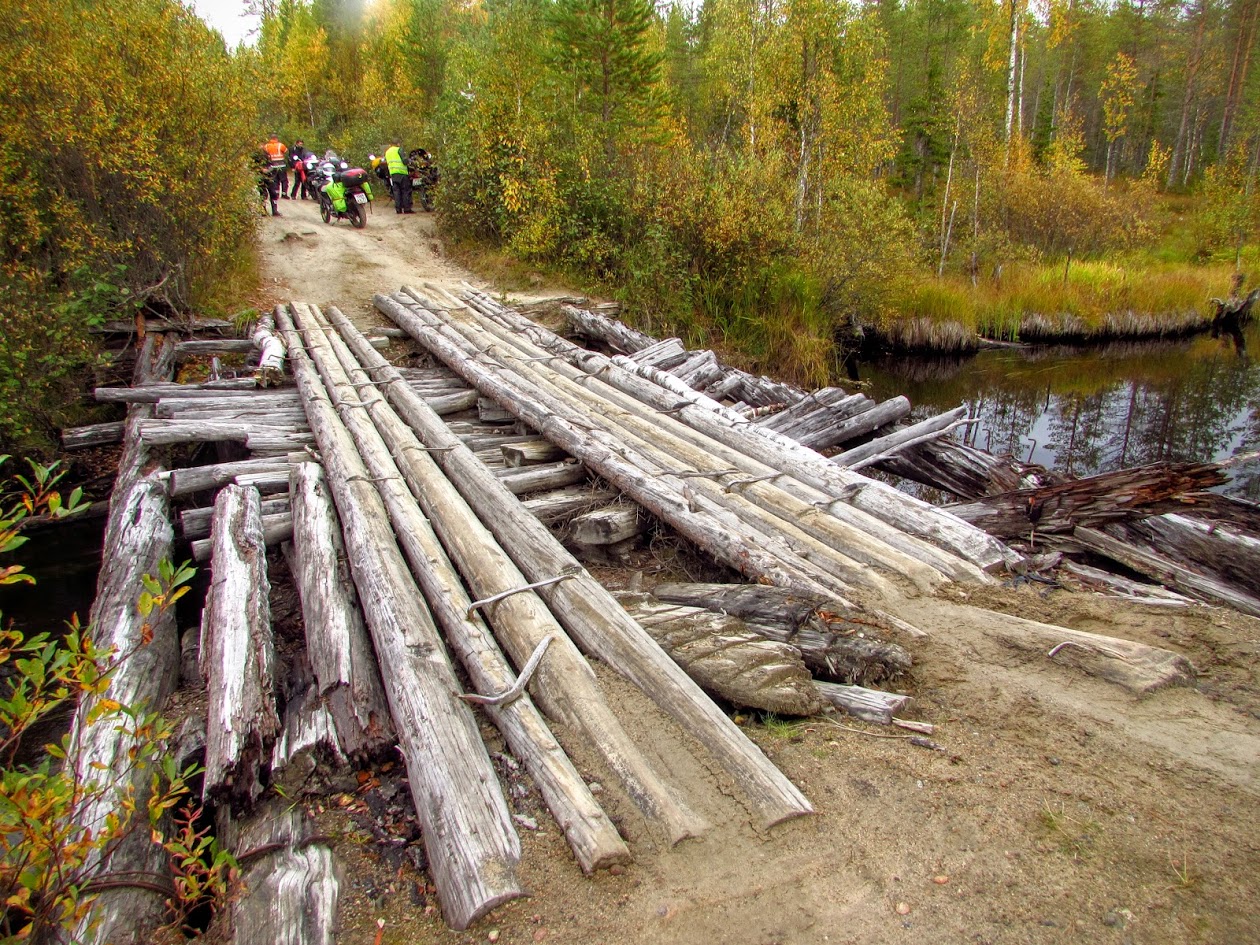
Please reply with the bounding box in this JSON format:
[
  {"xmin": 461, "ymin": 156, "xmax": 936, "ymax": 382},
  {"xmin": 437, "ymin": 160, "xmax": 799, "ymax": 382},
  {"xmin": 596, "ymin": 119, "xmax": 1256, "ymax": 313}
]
[{"xmin": 862, "ymin": 327, "xmax": 1260, "ymax": 498}]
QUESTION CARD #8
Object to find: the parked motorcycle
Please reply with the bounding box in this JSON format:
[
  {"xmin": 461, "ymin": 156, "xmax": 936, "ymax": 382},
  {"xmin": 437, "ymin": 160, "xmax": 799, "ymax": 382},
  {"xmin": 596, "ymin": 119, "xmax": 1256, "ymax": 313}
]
[
  {"xmin": 407, "ymin": 148, "xmax": 439, "ymax": 212},
  {"xmin": 309, "ymin": 155, "xmax": 374, "ymax": 229}
]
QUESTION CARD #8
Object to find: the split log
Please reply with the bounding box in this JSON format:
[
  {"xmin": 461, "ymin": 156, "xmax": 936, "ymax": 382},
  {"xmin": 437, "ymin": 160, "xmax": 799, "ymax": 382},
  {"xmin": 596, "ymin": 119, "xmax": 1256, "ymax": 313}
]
[
  {"xmin": 200, "ymin": 485, "xmax": 281, "ymax": 806},
  {"xmin": 877, "ymin": 437, "xmax": 1061, "ymax": 500},
  {"xmin": 62, "ymin": 420, "xmax": 125, "ymax": 450},
  {"xmin": 831, "ymin": 405, "xmax": 972, "ymax": 469},
  {"xmin": 522, "ymin": 486, "xmax": 620, "ymax": 525},
  {"xmin": 813, "ymin": 683, "xmax": 912, "ymax": 724},
  {"xmin": 223, "ymin": 801, "xmax": 340, "ymax": 945},
  {"xmin": 293, "ymin": 302, "xmax": 695, "ymax": 851},
  {"xmin": 622, "ymin": 599, "xmax": 825, "ymax": 716},
  {"xmin": 947, "ymin": 463, "xmax": 1228, "ymax": 539},
  {"xmin": 343, "ymin": 301, "xmax": 813, "ymax": 828},
  {"xmin": 285, "ymin": 461, "xmax": 395, "ymax": 762},
  {"xmin": 1073, "ymin": 525, "xmax": 1260, "ymax": 618},
  {"xmin": 496, "ymin": 460, "xmax": 589, "ymax": 495},
  {"xmin": 501, "ymin": 439, "xmax": 568, "ymax": 467},
  {"xmin": 651, "ymin": 583, "xmax": 913, "ymax": 685},
  {"xmin": 270, "ymin": 660, "xmax": 347, "ymax": 797},
  {"xmin": 1058, "ymin": 560, "xmax": 1196, "ymax": 607},
  {"xmin": 568, "ymin": 505, "xmax": 649, "ymax": 546},
  {"xmin": 1106, "ymin": 512, "xmax": 1260, "ymax": 600},
  {"xmin": 276, "ymin": 305, "xmax": 526, "ymax": 927}
]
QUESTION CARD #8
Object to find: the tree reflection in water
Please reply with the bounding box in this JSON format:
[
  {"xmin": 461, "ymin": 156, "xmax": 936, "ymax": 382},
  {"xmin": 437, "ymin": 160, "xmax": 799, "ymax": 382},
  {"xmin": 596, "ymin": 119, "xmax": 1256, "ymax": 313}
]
[{"xmin": 855, "ymin": 323, "xmax": 1260, "ymax": 501}]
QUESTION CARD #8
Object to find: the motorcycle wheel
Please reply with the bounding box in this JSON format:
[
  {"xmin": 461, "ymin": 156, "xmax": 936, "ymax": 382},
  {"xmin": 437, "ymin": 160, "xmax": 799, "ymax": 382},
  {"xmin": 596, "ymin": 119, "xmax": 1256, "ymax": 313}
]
[
  {"xmin": 420, "ymin": 186, "xmax": 435, "ymax": 212},
  {"xmin": 319, "ymin": 196, "xmax": 332, "ymax": 224},
  {"xmin": 347, "ymin": 200, "xmax": 366, "ymax": 229}
]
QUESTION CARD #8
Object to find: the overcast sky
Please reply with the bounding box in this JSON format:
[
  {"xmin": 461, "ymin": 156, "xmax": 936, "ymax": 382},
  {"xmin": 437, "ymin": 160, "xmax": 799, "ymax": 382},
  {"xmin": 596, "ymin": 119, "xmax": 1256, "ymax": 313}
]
[{"xmin": 190, "ymin": 0, "xmax": 260, "ymax": 48}]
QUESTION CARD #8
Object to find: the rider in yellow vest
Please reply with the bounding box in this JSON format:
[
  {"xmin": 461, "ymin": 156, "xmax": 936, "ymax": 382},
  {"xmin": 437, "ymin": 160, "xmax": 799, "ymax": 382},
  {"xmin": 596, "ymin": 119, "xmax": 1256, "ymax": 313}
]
[{"xmin": 384, "ymin": 142, "xmax": 413, "ymax": 214}]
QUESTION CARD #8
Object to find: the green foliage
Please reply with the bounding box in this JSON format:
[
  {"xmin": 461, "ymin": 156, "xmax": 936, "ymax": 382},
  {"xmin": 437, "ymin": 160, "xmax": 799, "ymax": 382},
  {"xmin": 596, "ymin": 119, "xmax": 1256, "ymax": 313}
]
[{"xmin": 0, "ymin": 460, "xmax": 234, "ymax": 940}]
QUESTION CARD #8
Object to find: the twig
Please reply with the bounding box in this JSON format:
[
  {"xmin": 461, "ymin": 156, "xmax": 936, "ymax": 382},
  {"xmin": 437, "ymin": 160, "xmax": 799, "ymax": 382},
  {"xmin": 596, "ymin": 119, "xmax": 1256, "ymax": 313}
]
[{"xmin": 457, "ymin": 635, "xmax": 556, "ymax": 707}]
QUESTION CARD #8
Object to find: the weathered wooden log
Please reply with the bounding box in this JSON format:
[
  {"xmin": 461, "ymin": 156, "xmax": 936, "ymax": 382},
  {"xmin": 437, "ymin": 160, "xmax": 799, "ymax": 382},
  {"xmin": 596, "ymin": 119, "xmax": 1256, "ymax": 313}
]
[
  {"xmin": 813, "ymin": 683, "xmax": 912, "ymax": 724},
  {"xmin": 168, "ymin": 459, "xmax": 292, "ymax": 497},
  {"xmin": 62, "ymin": 420, "xmax": 125, "ymax": 449},
  {"xmin": 284, "ymin": 461, "xmax": 395, "ymax": 763},
  {"xmin": 1073, "ymin": 525, "xmax": 1260, "ymax": 618},
  {"xmin": 756, "ymin": 388, "xmax": 871, "ymax": 437},
  {"xmin": 91, "ymin": 315, "xmax": 234, "ymax": 334},
  {"xmin": 1058, "ymin": 560, "xmax": 1196, "ymax": 607},
  {"xmin": 568, "ymin": 505, "xmax": 649, "ymax": 545},
  {"xmin": 947, "ymin": 463, "xmax": 1229, "ymax": 540},
  {"xmin": 270, "ymin": 660, "xmax": 347, "ymax": 797},
  {"xmin": 345, "ymin": 301, "xmax": 813, "ymax": 828},
  {"xmin": 522, "ymin": 486, "xmax": 620, "ymax": 525},
  {"xmin": 191, "ymin": 514, "xmax": 293, "ymax": 563},
  {"xmin": 471, "ymin": 292, "xmax": 1012, "ymax": 574},
  {"xmin": 95, "ymin": 379, "xmax": 261, "ymax": 402},
  {"xmin": 877, "ymin": 437, "xmax": 1061, "ymax": 500},
  {"xmin": 181, "ymin": 496, "xmax": 290, "ymax": 539},
  {"xmin": 477, "ymin": 397, "xmax": 517, "ymax": 423},
  {"xmin": 501, "ymin": 439, "xmax": 568, "ymax": 467},
  {"xmin": 435, "ymin": 291, "xmax": 945, "ymax": 602},
  {"xmin": 276, "ymin": 305, "xmax": 526, "ymax": 926},
  {"xmin": 222, "ymin": 800, "xmax": 340, "ymax": 945},
  {"xmin": 295, "ymin": 302, "xmax": 696, "ymax": 850},
  {"xmin": 68, "ymin": 474, "xmax": 180, "ymax": 945},
  {"xmin": 802, "ymin": 396, "xmax": 912, "ymax": 452},
  {"xmin": 233, "ymin": 471, "xmax": 296, "ymax": 494},
  {"xmin": 496, "ymin": 460, "xmax": 589, "ymax": 495},
  {"xmin": 200, "ymin": 485, "xmax": 281, "ymax": 806},
  {"xmin": 566, "ymin": 304, "xmax": 659, "ymax": 353},
  {"xmin": 1106, "ymin": 512, "xmax": 1260, "ymax": 600},
  {"xmin": 139, "ymin": 419, "xmax": 307, "ymax": 446},
  {"xmin": 252, "ymin": 312, "xmax": 286, "ymax": 375},
  {"xmin": 622, "ymin": 599, "xmax": 825, "ymax": 715},
  {"xmin": 831, "ymin": 405, "xmax": 972, "ymax": 469},
  {"xmin": 175, "ymin": 336, "xmax": 389, "ymax": 361},
  {"xmin": 651, "ymin": 583, "xmax": 913, "ymax": 685}
]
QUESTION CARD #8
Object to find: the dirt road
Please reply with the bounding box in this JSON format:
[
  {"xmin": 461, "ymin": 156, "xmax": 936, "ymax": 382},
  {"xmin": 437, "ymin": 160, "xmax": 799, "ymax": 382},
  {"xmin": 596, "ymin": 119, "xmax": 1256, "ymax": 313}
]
[{"xmin": 254, "ymin": 201, "xmax": 1260, "ymax": 945}]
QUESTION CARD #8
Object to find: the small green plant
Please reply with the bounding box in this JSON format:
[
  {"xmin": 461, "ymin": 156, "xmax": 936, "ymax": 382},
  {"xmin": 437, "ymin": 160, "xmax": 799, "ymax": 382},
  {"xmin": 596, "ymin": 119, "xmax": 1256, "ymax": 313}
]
[
  {"xmin": 1168, "ymin": 846, "xmax": 1197, "ymax": 890},
  {"xmin": 1037, "ymin": 799, "xmax": 1102, "ymax": 861},
  {"xmin": 758, "ymin": 713, "xmax": 807, "ymax": 740}
]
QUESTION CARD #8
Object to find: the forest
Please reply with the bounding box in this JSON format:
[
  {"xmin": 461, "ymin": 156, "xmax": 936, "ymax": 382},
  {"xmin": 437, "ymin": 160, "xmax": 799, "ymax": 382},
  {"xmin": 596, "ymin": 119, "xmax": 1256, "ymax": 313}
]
[{"xmin": 1, "ymin": 0, "xmax": 1258, "ymax": 446}]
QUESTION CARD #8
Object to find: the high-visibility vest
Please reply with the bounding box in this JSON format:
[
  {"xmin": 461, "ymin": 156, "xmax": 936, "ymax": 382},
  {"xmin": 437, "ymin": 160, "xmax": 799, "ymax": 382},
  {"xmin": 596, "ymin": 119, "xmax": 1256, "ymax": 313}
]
[
  {"xmin": 385, "ymin": 146, "xmax": 407, "ymax": 176},
  {"xmin": 265, "ymin": 139, "xmax": 288, "ymax": 168}
]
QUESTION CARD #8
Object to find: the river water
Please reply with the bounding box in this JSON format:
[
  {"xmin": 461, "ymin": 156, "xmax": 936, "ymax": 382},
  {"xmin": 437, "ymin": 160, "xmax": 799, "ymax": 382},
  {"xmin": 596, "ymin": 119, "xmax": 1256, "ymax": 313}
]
[{"xmin": 853, "ymin": 322, "xmax": 1260, "ymax": 501}]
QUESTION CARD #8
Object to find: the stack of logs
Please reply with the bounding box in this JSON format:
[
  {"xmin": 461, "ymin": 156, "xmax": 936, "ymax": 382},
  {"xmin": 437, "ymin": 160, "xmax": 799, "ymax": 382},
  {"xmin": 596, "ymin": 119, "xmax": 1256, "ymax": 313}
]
[{"xmin": 62, "ymin": 292, "xmax": 1211, "ymax": 944}]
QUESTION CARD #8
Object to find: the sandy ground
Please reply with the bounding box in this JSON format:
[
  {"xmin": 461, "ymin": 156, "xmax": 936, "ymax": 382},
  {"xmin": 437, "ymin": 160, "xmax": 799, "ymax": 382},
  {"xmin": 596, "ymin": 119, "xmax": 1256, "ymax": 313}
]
[{"xmin": 249, "ymin": 199, "xmax": 1260, "ymax": 945}]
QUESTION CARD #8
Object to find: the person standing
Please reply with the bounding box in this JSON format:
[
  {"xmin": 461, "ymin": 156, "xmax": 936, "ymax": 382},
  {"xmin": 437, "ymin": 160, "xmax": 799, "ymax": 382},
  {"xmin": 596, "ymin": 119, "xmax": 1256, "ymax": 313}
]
[
  {"xmin": 253, "ymin": 146, "xmax": 281, "ymax": 216},
  {"xmin": 265, "ymin": 133, "xmax": 290, "ymax": 199},
  {"xmin": 384, "ymin": 140, "xmax": 413, "ymax": 214},
  {"xmin": 289, "ymin": 138, "xmax": 310, "ymax": 199}
]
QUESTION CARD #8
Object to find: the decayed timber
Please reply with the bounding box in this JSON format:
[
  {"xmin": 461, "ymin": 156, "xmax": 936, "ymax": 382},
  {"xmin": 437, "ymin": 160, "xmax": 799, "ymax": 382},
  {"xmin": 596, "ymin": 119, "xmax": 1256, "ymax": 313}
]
[
  {"xmin": 1058, "ymin": 560, "xmax": 1196, "ymax": 607},
  {"xmin": 200, "ymin": 485, "xmax": 281, "ymax": 806},
  {"xmin": 947, "ymin": 463, "xmax": 1228, "ymax": 539},
  {"xmin": 276, "ymin": 305, "xmax": 526, "ymax": 927},
  {"xmin": 813, "ymin": 683, "xmax": 912, "ymax": 724},
  {"xmin": 270, "ymin": 662, "xmax": 347, "ymax": 796},
  {"xmin": 138, "ymin": 419, "xmax": 308, "ymax": 446},
  {"xmin": 501, "ymin": 438, "xmax": 568, "ymax": 467},
  {"xmin": 94, "ymin": 379, "xmax": 261, "ymax": 401},
  {"xmin": 831, "ymin": 405, "xmax": 973, "ymax": 470},
  {"xmin": 622, "ymin": 599, "xmax": 825, "ymax": 715},
  {"xmin": 1107, "ymin": 512, "xmax": 1260, "ymax": 599},
  {"xmin": 484, "ymin": 295, "xmax": 1013, "ymax": 574},
  {"xmin": 285, "ymin": 461, "xmax": 395, "ymax": 762},
  {"xmin": 651, "ymin": 583, "xmax": 913, "ymax": 685},
  {"xmin": 293, "ymin": 303, "xmax": 697, "ymax": 850},
  {"xmin": 497, "ymin": 460, "xmax": 589, "ymax": 495},
  {"xmin": 877, "ymin": 437, "xmax": 1061, "ymax": 500},
  {"xmin": 174, "ymin": 335, "xmax": 389, "ymax": 361},
  {"xmin": 223, "ymin": 800, "xmax": 339, "ymax": 945},
  {"xmin": 339, "ymin": 301, "xmax": 813, "ymax": 829},
  {"xmin": 1073, "ymin": 525, "xmax": 1260, "ymax": 618}
]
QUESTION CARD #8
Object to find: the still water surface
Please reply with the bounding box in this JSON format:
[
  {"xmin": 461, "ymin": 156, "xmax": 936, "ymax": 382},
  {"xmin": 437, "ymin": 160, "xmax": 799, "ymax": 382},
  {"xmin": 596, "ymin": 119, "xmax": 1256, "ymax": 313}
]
[{"xmin": 854, "ymin": 322, "xmax": 1260, "ymax": 501}]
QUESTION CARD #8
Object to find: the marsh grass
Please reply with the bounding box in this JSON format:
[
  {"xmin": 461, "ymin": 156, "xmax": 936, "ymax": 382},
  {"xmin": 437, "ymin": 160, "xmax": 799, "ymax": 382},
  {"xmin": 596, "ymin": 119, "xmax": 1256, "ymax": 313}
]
[{"xmin": 885, "ymin": 257, "xmax": 1250, "ymax": 347}]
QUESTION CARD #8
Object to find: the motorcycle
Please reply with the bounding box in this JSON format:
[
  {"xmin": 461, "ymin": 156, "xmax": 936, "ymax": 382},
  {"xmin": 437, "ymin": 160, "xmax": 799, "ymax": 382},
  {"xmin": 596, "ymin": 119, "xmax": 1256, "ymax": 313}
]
[
  {"xmin": 407, "ymin": 148, "xmax": 439, "ymax": 212},
  {"xmin": 309, "ymin": 155, "xmax": 374, "ymax": 229}
]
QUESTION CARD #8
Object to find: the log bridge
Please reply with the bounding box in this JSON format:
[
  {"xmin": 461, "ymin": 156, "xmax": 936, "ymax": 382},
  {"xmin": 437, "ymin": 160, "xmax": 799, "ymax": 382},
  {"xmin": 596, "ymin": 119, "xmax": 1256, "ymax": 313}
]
[{"xmin": 65, "ymin": 291, "xmax": 1226, "ymax": 942}]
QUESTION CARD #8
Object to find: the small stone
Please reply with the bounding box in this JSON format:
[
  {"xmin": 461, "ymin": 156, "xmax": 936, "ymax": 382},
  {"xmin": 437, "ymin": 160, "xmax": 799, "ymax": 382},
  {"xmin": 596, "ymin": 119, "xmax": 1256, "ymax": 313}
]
[
  {"xmin": 1048, "ymin": 756, "xmax": 1061, "ymax": 766},
  {"xmin": 533, "ymin": 928, "xmax": 549, "ymax": 942},
  {"xmin": 932, "ymin": 875, "xmax": 950, "ymax": 885},
  {"xmin": 513, "ymin": 814, "xmax": 540, "ymax": 831},
  {"xmin": 1102, "ymin": 910, "xmax": 1121, "ymax": 927},
  {"xmin": 609, "ymin": 865, "xmax": 626, "ymax": 876},
  {"xmin": 895, "ymin": 902, "xmax": 911, "ymax": 916},
  {"xmin": 588, "ymin": 781, "xmax": 604, "ymax": 794},
  {"xmin": 487, "ymin": 932, "xmax": 500, "ymax": 943}
]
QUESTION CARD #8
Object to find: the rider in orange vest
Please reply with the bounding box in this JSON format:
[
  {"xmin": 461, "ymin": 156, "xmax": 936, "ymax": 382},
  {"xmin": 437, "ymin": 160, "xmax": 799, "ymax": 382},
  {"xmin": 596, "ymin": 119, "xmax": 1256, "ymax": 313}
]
[{"xmin": 265, "ymin": 134, "xmax": 290, "ymax": 200}]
